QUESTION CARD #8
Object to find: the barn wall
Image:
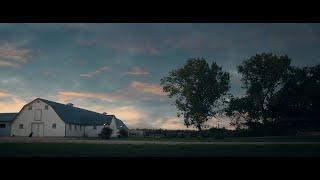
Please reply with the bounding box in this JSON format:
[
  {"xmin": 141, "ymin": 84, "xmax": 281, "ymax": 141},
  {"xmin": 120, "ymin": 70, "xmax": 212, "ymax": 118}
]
[
  {"xmin": 65, "ymin": 123, "xmax": 85, "ymax": 137},
  {"xmin": 110, "ymin": 117, "xmax": 119, "ymax": 138},
  {"xmin": 84, "ymin": 125, "xmax": 104, "ymax": 137},
  {"xmin": 11, "ymin": 100, "xmax": 66, "ymax": 137},
  {"xmin": 0, "ymin": 122, "xmax": 11, "ymax": 136}
]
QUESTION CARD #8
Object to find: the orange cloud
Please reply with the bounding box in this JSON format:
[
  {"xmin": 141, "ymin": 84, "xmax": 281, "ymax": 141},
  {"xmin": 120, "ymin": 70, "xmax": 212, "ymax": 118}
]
[
  {"xmin": 0, "ymin": 42, "xmax": 32, "ymax": 68},
  {"xmin": 0, "ymin": 90, "xmax": 26, "ymax": 113},
  {"xmin": 127, "ymin": 67, "xmax": 150, "ymax": 75},
  {"xmin": 130, "ymin": 81, "xmax": 165, "ymax": 96},
  {"xmin": 0, "ymin": 60, "xmax": 21, "ymax": 68},
  {"xmin": 104, "ymin": 106, "xmax": 146, "ymax": 127},
  {"xmin": 56, "ymin": 91, "xmax": 118, "ymax": 103}
]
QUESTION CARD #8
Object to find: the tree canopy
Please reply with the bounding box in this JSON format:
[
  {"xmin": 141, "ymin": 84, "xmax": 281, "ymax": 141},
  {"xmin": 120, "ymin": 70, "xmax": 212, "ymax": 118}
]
[
  {"xmin": 160, "ymin": 58, "xmax": 230, "ymax": 132},
  {"xmin": 226, "ymin": 53, "xmax": 320, "ymax": 133},
  {"xmin": 226, "ymin": 53, "xmax": 292, "ymax": 131}
]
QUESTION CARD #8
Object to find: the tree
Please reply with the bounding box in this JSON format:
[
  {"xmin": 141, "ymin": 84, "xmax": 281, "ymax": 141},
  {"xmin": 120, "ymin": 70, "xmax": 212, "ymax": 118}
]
[
  {"xmin": 227, "ymin": 53, "xmax": 291, "ymax": 130},
  {"xmin": 119, "ymin": 128, "xmax": 129, "ymax": 138},
  {"xmin": 100, "ymin": 127, "xmax": 113, "ymax": 139},
  {"xmin": 160, "ymin": 58, "xmax": 230, "ymax": 134},
  {"xmin": 268, "ymin": 64, "xmax": 320, "ymax": 131},
  {"xmin": 225, "ymin": 96, "xmax": 252, "ymax": 129}
]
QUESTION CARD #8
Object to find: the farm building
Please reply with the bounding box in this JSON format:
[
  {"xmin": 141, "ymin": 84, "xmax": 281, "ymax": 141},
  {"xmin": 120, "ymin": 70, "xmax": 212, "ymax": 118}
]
[
  {"xmin": 0, "ymin": 113, "xmax": 18, "ymax": 136},
  {"xmin": 0, "ymin": 98, "xmax": 128, "ymax": 137}
]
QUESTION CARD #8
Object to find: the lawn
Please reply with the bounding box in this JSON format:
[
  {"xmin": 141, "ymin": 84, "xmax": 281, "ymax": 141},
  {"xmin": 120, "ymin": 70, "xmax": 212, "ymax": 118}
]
[
  {"xmin": 106, "ymin": 136, "xmax": 320, "ymax": 142},
  {"xmin": 1, "ymin": 143, "xmax": 320, "ymax": 157}
]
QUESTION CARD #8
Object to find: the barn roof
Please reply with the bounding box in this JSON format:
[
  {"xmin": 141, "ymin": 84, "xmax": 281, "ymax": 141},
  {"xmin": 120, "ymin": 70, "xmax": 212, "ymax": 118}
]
[
  {"xmin": 114, "ymin": 117, "xmax": 129, "ymax": 130},
  {"xmin": 38, "ymin": 98, "xmax": 127, "ymax": 128},
  {"xmin": 0, "ymin": 113, "xmax": 18, "ymax": 122}
]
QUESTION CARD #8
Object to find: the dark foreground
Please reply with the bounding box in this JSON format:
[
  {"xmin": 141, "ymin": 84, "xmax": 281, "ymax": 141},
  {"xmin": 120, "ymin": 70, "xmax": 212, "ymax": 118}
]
[{"xmin": 1, "ymin": 143, "xmax": 320, "ymax": 157}]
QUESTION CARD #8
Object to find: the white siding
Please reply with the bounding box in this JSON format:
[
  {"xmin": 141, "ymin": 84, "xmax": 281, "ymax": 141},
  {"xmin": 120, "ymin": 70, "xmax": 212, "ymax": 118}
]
[
  {"xmin": 10, "ymin": 98, "xmax": 123, "ymax": 138},
  {"xmin": 110, "ymin": 117, "xmax": 119, "ymax": 138},
  {"xmin": 83, "ymin": 125, "xmax": 104, "ymax": 137},
  {"xmin": 66, "ymin": 118, "xmax": 120, "ymax": 137},
  {"xmin": 11, "ymin": 100, "xmax": 66, "ymax": 137},
  {"xmin": 65, "ymin": 124, "xmax": 85, "ymax": 137}
]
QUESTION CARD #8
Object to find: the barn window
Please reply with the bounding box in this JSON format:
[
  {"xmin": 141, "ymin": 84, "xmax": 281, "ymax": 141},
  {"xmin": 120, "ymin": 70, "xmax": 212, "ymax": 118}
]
[
  {"xmin": 93, "ymin": 125, "xmax": 97, "ymax": 130},
  {"xmin": 75, "ymin": 125, "xmax": 77, "ymax": 131},
  {"xmin": 45, "ymin": 105, "xmax": 49, "ymax": 110},
  {"xmin": 28, "ymin": 106, "xmax": 32, "ymax": 110},
  {"xmin": 19, "ymin": 124, "xmax": 23, "ymax": 129},
  {"xmin": 52, "ymin": 123, "xmax": 56, "ymax": 129},
  {"xmin": 0, "ymin": 124, "xmax": 5, "ymax": 128},
  {"xmin": 69, "ymin": 124, "xmax": 72, "ymax": 130}
]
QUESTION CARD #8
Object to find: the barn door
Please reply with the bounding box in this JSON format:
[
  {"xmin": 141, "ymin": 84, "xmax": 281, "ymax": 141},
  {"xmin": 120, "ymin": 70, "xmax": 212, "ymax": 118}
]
[
  {"xmin": 35, "ymin": 109, "xmax": 42, "ymax": 121},
  {"xmin": 38, "ymin": 123, "xmax": 44, "ymax": 136},
  {"xmin": 31, "ymin": 123, "xmax": 38, "ymax": 136},
  {"xmin": 31, "ymin": 123, "xmax": 44, "ymax": 137}
]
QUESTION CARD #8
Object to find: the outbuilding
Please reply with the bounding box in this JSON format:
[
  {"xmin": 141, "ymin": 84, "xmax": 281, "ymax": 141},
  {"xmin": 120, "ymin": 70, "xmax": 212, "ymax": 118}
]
[{"xmin": 0, "ymin": 113, "xmax": 17, "ymax": 136}]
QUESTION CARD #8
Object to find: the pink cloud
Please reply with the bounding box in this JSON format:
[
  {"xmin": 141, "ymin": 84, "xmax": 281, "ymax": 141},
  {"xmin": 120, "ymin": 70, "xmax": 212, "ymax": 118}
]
[
  {"xmin": 152, "ymin": 117, "xmax": 187, "ymax": 130},
  {"xmin": 0, "ymin": 90, "xmax": 26, "ymax": 113},
  {"xmin": 103, "ymin": 106, "xmax": 146, "ymax": 127},
  {"xmin": 56, "ymin": 91, "xmax": 118, "ymax": 103},
  {"xmin": 0, "ymin": 42, "xmax": 32, "ymax": 68},
  {"xmin": 0, "ymin": 60, "xmax": 21, "ymax": 68},
  {"xmin": 130, "ymin": 81, "xmax": 165, "ymax": 96},
  {"xmin": 127, "ymin": 67, "xmax": 150, "ymax": 75}
]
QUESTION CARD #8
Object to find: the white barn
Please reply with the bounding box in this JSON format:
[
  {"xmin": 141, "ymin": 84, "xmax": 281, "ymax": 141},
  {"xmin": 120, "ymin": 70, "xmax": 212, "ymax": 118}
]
[{"xmin": 2, "ymin": 98, "xmax": 128, "ymax": 137}]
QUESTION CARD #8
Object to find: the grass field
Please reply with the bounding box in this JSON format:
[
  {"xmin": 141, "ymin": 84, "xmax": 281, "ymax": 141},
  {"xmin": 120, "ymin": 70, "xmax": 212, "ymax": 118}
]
[
  {"xmin": 1, "ymin": 136, "xmax": 319, "ymax": 157},
  {"xmin": 1, "ymin": 142, "xmax": 320, "ymax": 157},
  {"xmin": 91, "ymin": 136, "xmax": 320, "ymax": 142}
]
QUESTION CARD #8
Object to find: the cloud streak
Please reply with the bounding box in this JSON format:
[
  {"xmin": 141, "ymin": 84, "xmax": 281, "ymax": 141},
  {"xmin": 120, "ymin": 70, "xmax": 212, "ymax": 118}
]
[
  {"xmin": 127, "ymin": 67, "xmax": 150, "ymax": 75},
  {"xmin": 105, "ymin": 41, "xmax": 159, "ymax": 55},
  {"xmin": 0, "ymin": 42, "xmax": 32, "ymax": 68},
  {"xmin": 0, "ymin": 60, "xmax": 21, "ymax": 68},
  {"xmin": 80, "ymin": 66, "xmax": 109, "ymax": 78},
  {"xmin": 130, "ymin": 81, "xmax": 165, "ymax": 96},
  {"xmin": 0, "ymin": 90, "xmax": 26, "ymax": 113},
  {"xmin": 56, "ymin": 91, "xmax": 117, "ymax": 103}
]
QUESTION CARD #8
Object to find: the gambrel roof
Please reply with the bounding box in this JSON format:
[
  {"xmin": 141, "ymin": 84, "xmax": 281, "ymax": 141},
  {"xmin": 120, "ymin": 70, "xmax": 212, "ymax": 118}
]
[{"xmin": 36, "ymin": 98, "xmax": 127, "ymax": 128}]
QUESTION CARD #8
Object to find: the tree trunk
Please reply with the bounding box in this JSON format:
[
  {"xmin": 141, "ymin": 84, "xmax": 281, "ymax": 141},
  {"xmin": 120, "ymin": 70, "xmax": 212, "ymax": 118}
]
[{"xmin": 197, "ymin": 125, "xmax": 202, "ymax": 137}]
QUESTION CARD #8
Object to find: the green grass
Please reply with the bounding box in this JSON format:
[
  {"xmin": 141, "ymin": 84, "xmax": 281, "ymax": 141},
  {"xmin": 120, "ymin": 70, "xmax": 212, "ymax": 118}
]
[
  {"xmin": 102, "ymin": 136, "xmax": 320, "ymax": 142},
  {"xmin": 1, "ymin": 143, "xmax": 320, "ymax": 157}
]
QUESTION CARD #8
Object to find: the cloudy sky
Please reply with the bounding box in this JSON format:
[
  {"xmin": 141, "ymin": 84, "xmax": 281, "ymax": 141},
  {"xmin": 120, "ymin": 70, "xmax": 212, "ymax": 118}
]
[{"xmin": 0, "ymin": 23, "xmax": 320, "ymax": 130}]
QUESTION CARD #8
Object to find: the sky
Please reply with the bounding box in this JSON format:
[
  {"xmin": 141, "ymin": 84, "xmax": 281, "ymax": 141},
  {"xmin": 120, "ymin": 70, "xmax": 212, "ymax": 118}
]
[{"xmin": 0, "ymin": 23, "xmax": 320, "ymax": 130}]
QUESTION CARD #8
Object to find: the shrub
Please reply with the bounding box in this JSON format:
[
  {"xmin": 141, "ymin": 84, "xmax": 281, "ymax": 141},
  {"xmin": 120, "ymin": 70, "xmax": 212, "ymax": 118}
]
[
  {"xmin": 101, "ymin": 127, "xmax": 113, "ymax": 139},
  {"xmin": 119, "ymin": 128, "xmax": 128, "ymax": 138}
]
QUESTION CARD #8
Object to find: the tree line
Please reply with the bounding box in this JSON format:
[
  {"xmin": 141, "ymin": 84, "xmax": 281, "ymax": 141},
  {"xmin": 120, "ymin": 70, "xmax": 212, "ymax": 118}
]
[{"xmin": 160, "ymin": 53, "xmax": 320, "ymax": 136}]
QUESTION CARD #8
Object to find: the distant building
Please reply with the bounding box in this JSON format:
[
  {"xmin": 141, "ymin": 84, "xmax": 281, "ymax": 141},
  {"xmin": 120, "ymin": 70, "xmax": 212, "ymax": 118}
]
[
  {"xmin": 129, "ymin": 129, "xmax": 144, "ymax": 137},
  {"xmin": 0, "ymin": 98, "xmax": 128, "ymax": 137},
  {"xmin": 0, "ymin": 113, "xmax": 18, "ymax": 136}
]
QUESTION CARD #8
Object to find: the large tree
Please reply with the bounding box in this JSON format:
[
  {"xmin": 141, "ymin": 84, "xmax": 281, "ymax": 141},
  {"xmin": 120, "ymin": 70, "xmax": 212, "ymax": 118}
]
[
  {"xmin": 227, "ymin": 53, "xmax": 292, "ymax": 129},
  {"xmin": 269, "ymin": 64, "xmax": 320, "ymax": 127},
  {"xmin": 160, "ymin": 58, "xmax": 230, "ymax": 133}
]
